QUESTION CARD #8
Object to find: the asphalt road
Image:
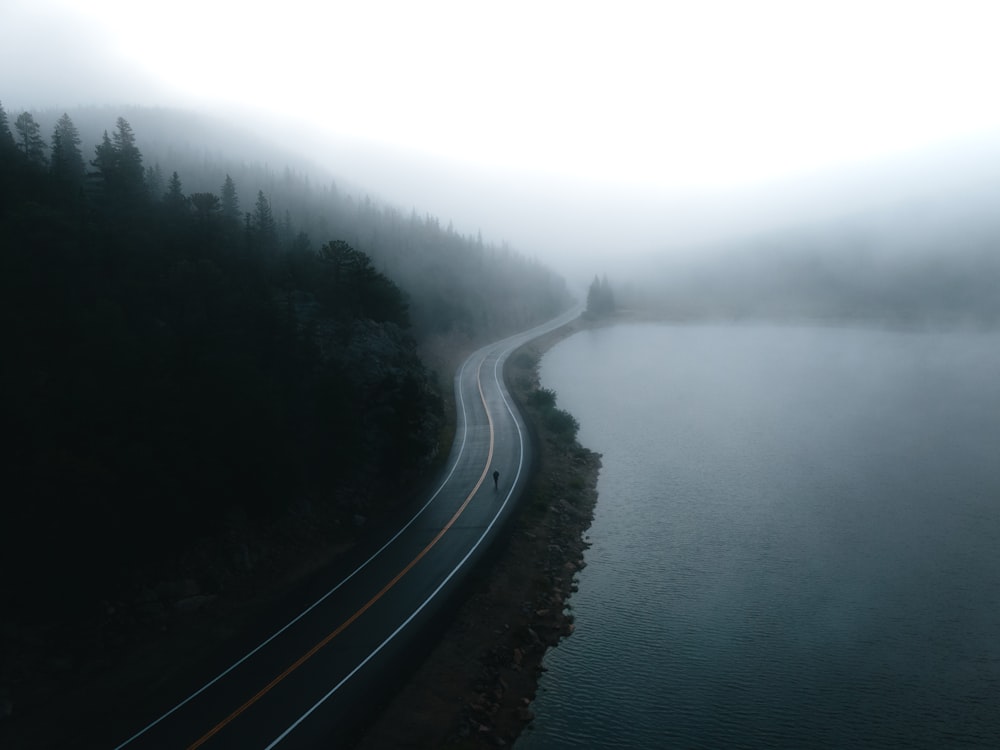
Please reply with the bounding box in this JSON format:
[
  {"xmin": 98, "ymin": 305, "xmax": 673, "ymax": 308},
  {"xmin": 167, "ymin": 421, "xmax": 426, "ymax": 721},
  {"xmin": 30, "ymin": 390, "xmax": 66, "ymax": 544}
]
[{"xmin": 106, "ymin": 306, "xmax": 581, "ymax": 750}]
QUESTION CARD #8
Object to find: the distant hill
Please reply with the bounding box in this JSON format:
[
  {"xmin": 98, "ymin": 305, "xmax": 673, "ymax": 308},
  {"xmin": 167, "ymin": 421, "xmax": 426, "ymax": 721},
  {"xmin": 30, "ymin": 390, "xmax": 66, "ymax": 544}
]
[{"xmin": 622, "ymin": 180, "xmax": 1000, "ymax": 328}]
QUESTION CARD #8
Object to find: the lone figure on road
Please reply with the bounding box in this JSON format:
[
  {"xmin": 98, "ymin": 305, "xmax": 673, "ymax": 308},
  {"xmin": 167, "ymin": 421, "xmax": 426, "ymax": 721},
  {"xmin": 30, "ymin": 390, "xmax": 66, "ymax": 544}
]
[{"xmin": 493, "ymin": 470, "xmax": 500, "ymax": 490}]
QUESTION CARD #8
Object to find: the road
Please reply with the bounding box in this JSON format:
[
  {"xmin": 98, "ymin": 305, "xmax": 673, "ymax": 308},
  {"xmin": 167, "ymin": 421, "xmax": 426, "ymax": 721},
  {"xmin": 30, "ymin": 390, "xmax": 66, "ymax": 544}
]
[{"xmin": 107, "ymin": 306, "xmax": 581, "ymax": 749}]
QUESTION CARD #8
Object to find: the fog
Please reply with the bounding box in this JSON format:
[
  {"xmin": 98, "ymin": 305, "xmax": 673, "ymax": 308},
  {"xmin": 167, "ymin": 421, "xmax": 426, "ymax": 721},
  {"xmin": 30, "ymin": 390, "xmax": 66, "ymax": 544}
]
[
  {"xmin": 249, "ymin": 115, "xmax": 1000, "ymax": 313},
  {"xmin": 5, "ymin": 0, "xmax": 1000, "ymax": 308}
]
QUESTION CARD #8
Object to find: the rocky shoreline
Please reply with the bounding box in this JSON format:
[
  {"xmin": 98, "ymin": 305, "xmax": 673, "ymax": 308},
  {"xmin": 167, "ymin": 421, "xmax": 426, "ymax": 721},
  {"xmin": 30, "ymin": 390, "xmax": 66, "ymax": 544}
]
[{"xmin": 353, "ymin": 317, "xmax": 600, "ymax": 749}]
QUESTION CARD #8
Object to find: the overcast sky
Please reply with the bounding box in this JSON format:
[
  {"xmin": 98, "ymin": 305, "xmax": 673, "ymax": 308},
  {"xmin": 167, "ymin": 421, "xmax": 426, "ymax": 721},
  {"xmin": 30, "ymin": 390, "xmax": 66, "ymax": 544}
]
[{"xmin": 4, "ymin": 0, "xmax": 1000, "ymax": 276}]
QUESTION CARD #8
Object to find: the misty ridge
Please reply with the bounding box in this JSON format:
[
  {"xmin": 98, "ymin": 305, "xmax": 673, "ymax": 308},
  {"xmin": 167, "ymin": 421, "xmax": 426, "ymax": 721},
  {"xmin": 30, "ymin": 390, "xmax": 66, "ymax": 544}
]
[
  {"xmin": 615, "ymin": 145, "xmax": 1000, "ymax": 329},
  {"xmin": 19, "ymin": 103, "xmax": 1000, "ymax": 334},
  {"xmin": 14, "ymin": 104, "xmax": 572, "ymax": 348}
]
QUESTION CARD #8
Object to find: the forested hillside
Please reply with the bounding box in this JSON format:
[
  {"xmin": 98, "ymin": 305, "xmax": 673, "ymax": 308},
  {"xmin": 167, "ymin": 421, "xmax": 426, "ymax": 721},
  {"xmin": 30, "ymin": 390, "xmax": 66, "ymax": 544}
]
[
  {"xmin": 23, "ymin": 106, "xmax": 570, "ymax": 365},
  {"xmin": 0, "ymin": 103, "xmax": 570, "ymax": 715}
]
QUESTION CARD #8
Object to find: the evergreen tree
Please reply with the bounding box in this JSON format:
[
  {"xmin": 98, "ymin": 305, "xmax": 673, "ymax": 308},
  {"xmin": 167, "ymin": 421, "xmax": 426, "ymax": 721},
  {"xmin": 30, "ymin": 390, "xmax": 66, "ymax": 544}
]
[
  {"xmin": 586, "ymin": 273, "xmax": 616, "ymax": 317},
  {"xmin": 14, "ymin": 111, "xmax": 47, "ymax": 165},
  {"xmin": 164, "ymin": 170, "xmax": 187, "ymax": 213},
  {"xmin": 586, "ymin": 275, "xmax": 599, "ymax": 313},
  {"xmin": 250, "ymin": 189, "xmax": 277, "ymax": 251},
  {"xmin": 220, "ymin": 173, "xmax": 240, "ymax": 223},
  {"xmin": 190, "ymin": 192, "xmax": 221, "ymax": 224},
  {"xmin": 91, "ymin": 130, "xmax": 116, "ymax": 178},
  {"xmin": 600, "ymin": 273, "xmax": 615, "ymax": 312},
  {"xmin": 89, "ymin": 130, "xmax": 117, "ymax": 200},
  {"xmin": 50, "ymin": 112, "xmax": 85, "ymax": 185},
  {"xmin": 145, "ymin": 162, "xmax": 165, "ymax": 199},
  {"xmin": 0, "ymin": 100, "xmax": 15, "ymax": 153},
  {"xmin": 111, "ymin": 117, "xmax": 145, "ymax": 196},
  {"xmin": 90, "ymin": 118, "xmax": 148, "ymax": 210}
]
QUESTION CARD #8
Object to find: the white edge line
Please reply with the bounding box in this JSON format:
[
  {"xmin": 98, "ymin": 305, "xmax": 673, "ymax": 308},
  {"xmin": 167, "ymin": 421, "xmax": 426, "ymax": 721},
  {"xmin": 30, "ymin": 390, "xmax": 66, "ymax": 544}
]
[
  {"xmin": 265, "ymin": 337, "xmax": 530, "ymax": 748},
  {"xmin": 115, "ymin": 306, "xmax": 577, "ymax": 749},
  {"xmin": 112, "ymin": 357, "xmax": 477, "ymax": 749}
]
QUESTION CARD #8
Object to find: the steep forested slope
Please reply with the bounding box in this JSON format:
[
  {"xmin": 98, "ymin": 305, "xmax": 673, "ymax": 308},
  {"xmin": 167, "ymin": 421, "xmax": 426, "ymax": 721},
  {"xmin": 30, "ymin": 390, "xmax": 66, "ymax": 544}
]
[
  {"xmin": 0, "ymin": 104, "xmax": 570, "ymax": 667},
  {"xmin": 25, "ymin": 106, "xmax": 571, "ymax": 357}
]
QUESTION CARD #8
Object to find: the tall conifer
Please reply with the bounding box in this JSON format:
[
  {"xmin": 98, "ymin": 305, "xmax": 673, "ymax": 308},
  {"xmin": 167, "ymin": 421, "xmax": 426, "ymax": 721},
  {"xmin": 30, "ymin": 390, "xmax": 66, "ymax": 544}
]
[
  {"xmin": 14, "ymin": 111, "xmax": 46, "ymax": 165},
  {"xmin": 220, "ymin": 173, "xmax": 240, "ymax": 223},
  {"xmin": 50, "ymin": 113, "xmax": 85, "ymax": 184}
]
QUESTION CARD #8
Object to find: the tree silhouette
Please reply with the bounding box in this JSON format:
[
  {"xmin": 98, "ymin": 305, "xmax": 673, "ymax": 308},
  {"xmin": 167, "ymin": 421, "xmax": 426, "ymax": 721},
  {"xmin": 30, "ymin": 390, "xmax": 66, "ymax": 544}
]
[
  {"xmin": 90, "ymin": 130, "xmax": 116, "ymax": 181},
  {"xmin": 111, "ymin": 116, "xmax": 144, "ymax": 194},
  {"xmin": 50, "ymin": 112, "xmax": 85, "ymax": 186},
  {"xmin": 250, "ymin": 189, "xmax": 277, "ymax": 251},
  {"xmin": 14, "ymin": 111, "xmax": 46, "ymax": 165},
  {"xmin": 191, "ymin": 192, "xmax": 221, "ymax": 224},
  {"xmin": 220, "ymin": 173, "xmax": 240, "ymax": 223},
  {"xmin": 164, "ymin": 170, "xmax": 188, "ymax": 215},
  {"xmin": 0, "ymin": 100, "xmax": 16, "ymax": 153},
  {"xmin": 586, "ymin": 273, "xmax": 616, "ymax": 317},
  {"xmin": 89, "ymin": 118, "xmax": 149, "ymax": 216},
  {"xmin": 145, "ymin": 162, "xmax": 165, "ymax": 200}
]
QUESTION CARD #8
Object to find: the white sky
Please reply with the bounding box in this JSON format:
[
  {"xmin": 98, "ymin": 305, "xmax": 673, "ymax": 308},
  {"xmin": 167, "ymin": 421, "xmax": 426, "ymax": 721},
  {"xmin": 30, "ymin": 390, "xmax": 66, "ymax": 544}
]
[{"xmin": 5, "ymin": 0, "xmax": 1000, "ymax": 190}]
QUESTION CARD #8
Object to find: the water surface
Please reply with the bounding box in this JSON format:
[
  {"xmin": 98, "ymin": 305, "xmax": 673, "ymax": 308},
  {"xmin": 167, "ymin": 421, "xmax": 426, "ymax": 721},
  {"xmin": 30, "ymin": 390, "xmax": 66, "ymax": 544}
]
[{"xmin": 517, "ymin": 323, "xmax": 1000, "ymax": 749}]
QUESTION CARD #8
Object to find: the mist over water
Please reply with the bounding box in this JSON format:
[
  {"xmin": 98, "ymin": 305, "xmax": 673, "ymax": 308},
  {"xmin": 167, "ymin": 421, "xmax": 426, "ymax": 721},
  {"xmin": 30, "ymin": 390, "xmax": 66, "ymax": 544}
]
[{"xmin": 519, "ymin": 323, "xmax": 1000, "ymax": 749}]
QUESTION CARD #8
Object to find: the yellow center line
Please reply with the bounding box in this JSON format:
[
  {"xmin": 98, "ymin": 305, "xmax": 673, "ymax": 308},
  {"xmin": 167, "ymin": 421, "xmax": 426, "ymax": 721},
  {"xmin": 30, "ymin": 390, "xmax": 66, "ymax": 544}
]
[{"xmin": 187, "ymin": 356, "xmax": 496, "ymax": 749}]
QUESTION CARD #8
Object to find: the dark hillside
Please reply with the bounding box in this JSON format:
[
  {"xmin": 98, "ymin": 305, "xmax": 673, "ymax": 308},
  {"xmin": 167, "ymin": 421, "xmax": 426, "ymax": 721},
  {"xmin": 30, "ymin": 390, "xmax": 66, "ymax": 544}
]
[
  {"xmin": 0, "ymin": 104, "xmax": 570, "ymax": 737},
  {"xmin": 29, "ymin": 106, "xmax": 572, "ymax": 356}
]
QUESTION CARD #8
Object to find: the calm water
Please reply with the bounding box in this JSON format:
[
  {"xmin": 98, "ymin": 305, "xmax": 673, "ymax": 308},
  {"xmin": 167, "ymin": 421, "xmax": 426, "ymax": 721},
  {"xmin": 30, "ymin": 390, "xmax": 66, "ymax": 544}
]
[{"xmin": 517, "ymin": 324, "xmax": 1000, "ymax": 749}]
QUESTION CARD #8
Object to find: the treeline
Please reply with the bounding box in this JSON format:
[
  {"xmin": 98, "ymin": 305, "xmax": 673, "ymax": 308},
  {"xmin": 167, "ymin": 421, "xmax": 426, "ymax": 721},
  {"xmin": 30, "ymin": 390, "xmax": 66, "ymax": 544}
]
[
  {"xmin": 585, "ymin": 274, "xmax": 616, "ymax": 318},
  {"xmin": 0, "ymin": 104, "xmax": 565, "ymax": 620},
  {"xmin": 22, "ymin": 106, "xmax": 571, "ymax": 352}
]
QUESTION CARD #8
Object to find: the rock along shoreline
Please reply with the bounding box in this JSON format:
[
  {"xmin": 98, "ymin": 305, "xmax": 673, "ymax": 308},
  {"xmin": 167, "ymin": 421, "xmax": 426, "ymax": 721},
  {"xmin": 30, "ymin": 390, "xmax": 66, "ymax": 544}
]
[{"xmin": 353, "ymin": 316, "xmax": 601, "ymax": 749}]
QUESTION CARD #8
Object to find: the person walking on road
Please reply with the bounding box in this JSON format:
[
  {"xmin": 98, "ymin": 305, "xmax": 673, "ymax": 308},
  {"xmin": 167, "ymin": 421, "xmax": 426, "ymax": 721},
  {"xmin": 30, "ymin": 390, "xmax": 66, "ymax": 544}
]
[{"xmin": 492, "ymin": 470, "xmax": 500, "ymax": 490}]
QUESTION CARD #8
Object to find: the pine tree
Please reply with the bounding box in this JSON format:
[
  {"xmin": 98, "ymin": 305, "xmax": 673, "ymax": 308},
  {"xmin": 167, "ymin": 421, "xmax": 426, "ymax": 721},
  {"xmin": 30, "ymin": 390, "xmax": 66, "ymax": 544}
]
[
  {"xmin": 14, "ymin": 111, "xmax": 47, "ymax": 165},
  {"xmin": 0, "ymin": 100, "xmax": 15, "ymax": 153},
  {"xmin": 90, "ymin": 118, "xmax": 148, "ymax": 210},
  {"xmin": 91, "ymin": 130, "xmax": 115, "ymax": 177},
  {"xmin": 111, "ymin": 117, "xmax": 145, "ymax": 196},
  {"xmin": 250, "ymin": 189, "xmax": 277, "ymax": 251},
  {"xmin": 89, "ymin": 130, "xmax": 117, "ymax": 200},
  {"xmin": 50, "ymin": 112, "xmax": 85, "ymax": 185},
  {"xmin": 600, "ymin": 273, "xmax": 615, "ymax": 313},
  {"xmin": 586, "ymin": 273, "xmax": 616, "ymax": 317},
  {"xmin": 163, "ymin": 170, "xmax": 188, "ymax": 217},
  {"xmin": 145, "ymin": 163, "xmax": 165, "ymax": 199},
  {"xmin": 190, "ymin": 192, "xmax": 221, "ymax": 224},
  {"xmin": 220, "ymin": 173, "xmax": 240, "ymax": 223}
]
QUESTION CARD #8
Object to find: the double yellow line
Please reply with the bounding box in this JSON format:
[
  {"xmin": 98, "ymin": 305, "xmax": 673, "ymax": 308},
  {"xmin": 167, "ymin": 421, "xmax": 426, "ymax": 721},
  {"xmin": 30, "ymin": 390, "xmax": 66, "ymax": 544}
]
[{"xmin": 188, "ymin": 357, "xmax": 497, "ymax": 749}]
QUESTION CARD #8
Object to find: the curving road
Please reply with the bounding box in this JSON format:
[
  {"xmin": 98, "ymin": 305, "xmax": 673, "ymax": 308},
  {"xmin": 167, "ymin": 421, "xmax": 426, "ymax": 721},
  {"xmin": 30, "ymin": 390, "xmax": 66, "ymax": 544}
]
[{"xmin": 106, "ymin": 305, "xmax": 581, "ymax": 749}]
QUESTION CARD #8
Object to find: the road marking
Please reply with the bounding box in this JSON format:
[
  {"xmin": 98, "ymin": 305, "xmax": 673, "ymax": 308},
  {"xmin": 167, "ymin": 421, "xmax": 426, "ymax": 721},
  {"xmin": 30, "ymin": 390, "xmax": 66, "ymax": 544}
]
[
  {"xmin": 112, "ymin": 306, "xmax": 578, "ymax": 749},
  {"xmin": 188, "ymin": 356, "xmax": 498, "ymax": 749},
  {"xmin": 263, "ymin": 339, "xmax": 530, "ymax": 749},
  {"xmin": 112, "ymin": 356, "xmax": 480, "ymax": 750}
]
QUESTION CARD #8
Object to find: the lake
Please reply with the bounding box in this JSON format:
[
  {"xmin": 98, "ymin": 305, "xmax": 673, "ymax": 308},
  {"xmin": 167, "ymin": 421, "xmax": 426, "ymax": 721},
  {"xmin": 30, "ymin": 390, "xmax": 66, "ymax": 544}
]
[{"xmin": 516, "ymin": 323, "xmax": 1000, "ymax": 749}]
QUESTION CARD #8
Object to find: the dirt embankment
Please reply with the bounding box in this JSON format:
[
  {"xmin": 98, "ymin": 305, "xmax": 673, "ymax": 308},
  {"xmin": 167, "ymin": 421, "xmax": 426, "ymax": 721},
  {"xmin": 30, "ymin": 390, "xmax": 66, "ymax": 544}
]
[{"xmin": 353, "ymin": 317, "xmax": 601, "ymax": 749}]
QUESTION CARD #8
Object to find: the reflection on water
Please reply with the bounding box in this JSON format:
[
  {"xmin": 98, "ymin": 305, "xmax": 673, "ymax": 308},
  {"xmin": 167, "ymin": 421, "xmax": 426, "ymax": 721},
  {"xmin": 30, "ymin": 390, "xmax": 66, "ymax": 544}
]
[{"xmin": 517, "ymin": 324, "xmax": 1000, "ymax": 750}]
